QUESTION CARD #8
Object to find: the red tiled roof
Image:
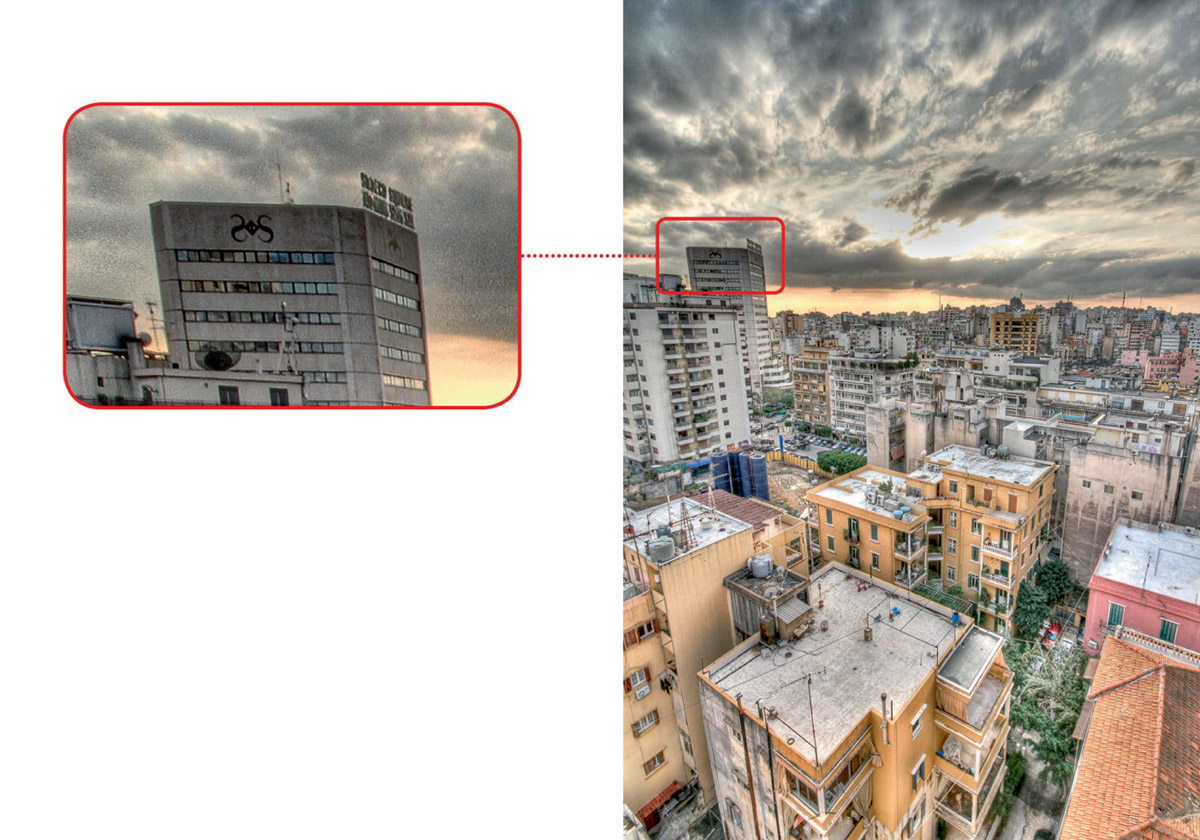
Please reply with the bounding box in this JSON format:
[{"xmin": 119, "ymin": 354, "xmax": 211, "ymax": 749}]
[
  {"xmin": 685, "ymin": 488, "xmax": 782, "ymax": 527},
  {"xmin": 1061, "ymin": 637, "xmax": 1200, "ymax": 840},
  {"xmin": 636, "ymin": 780, "xmax": 681, "ymax": 821}
]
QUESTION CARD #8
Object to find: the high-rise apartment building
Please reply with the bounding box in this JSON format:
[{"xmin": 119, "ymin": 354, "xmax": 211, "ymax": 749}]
[
  {"xmin": 699, "ymin": 564, "xmax": 1012, "ymax": 840},
  {"xmin": 988, "ymin": 312, "xmax": 1038, "ymax": 354},
  {"xmin": 687, "ymin": 244, "xmax": 771, "ymax": 396},
  {"xmin": 828, "ymin": 353, "xmax": 917, "ymax": 441},
  {"xmin": 794, "ymin": 345, "xmax": 833, "ymax": 430},
  {"xmin": 151, "ymin": 199, "xmax": 431, "ymax": 406},
  {"xmin": 624, "ymin": 290, "xmax": 752, "ymax": 466}
]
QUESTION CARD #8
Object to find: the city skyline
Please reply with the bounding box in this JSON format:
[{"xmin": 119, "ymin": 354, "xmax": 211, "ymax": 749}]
[{"xmin": 624, "ymin": 0, "xmax": 1200, "ymax": 314}]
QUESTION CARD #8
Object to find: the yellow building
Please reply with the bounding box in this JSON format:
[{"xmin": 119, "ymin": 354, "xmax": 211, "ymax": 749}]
[
  {"xmin": 807, "ymin": 446, "xmax": 1055, "ymax": 636},
  {"xmin": 698, "ymin": 565, "xmax": 1011, "ymax": 840},
  {"xmin": 623, "ymin": 494, "xmax": 809, "ymax": 819},
  {"xmin": 794, "ymin": 345, "xmax": 833, "ymax": 430},
  {"xmin": 988, "ymin": 313, "xmax": 1038, "ymax": 354}
]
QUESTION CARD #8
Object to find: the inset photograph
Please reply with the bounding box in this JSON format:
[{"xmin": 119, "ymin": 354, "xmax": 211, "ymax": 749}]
[{"xmin": 65, "ymin": 103, "xmax": 519, "ymax": 407}]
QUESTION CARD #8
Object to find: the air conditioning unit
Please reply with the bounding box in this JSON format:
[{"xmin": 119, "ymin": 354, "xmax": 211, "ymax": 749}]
[{"xmin": 635, "ymin": 685, "xmax": 651, "ymax": 700}]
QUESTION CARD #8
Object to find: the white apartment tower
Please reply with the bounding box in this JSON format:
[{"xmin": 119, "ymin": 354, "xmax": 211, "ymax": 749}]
[{"xmin": 624, "ymin": 286, "xmax": 752, "ymax": 466}]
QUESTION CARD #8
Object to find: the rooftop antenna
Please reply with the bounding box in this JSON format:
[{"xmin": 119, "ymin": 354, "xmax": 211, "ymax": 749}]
[
  {"xmin": 678, "ymin": 496, "xmax": 697, "ymax": 552},
  {"xmin": 276, "ymin": 154, "xmax": 284, "ymax": 203},
  {"xmin": 144, "ymin": 300, "xmax": 162, "ymax": 351},
  {"xmin": 285, "ymin": 180, "xmax": 294, "ymax": 204}
]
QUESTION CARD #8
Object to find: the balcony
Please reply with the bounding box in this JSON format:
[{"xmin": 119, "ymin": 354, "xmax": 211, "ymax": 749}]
[
  {"xmin": 936, "ymin": 666, "xmax": 1012, "ymax": 741},
  {"xmin": 979, "ymin": 569, "xmax": 1015, "ymax": 588},
  {"xmin": 978, "ymin": 598, "xmax": 1014, "ymax": 618},
  {"xmin": 980, "ymin": 541, "xmax": 1016, "ymax": 562},
  {"xmin": 843, "ymin": 529, "xmax": 861, "ymax": 545},
  {"xmin": 893, "ymin": 538, "xmax": 927, "ymax": 560},
  {"xmin": 927, "ymin": 524, "xmax": 944, "ymax": 535},
  {"xmin": 894, "ymin": 561, "xmax": 928, "ymax": 589}
]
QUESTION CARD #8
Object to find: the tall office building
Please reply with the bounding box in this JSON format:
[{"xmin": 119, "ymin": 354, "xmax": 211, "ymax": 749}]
[
  {"xmin": 687, "ymin": 242, "xmax": 771, "ymax": 396},
  {"xmin": 150, "ymin": 194, "xmax": 431, "ymax": 406}
]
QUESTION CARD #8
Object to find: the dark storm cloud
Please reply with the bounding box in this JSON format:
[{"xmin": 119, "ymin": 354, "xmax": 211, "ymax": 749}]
[
  {"xmin": 625, "ymin": 0, "xmax": 1200, "ymax": 303},
  {"xmin": 66, "ymin": 105, "xmax": 518, "ymax": 344}
]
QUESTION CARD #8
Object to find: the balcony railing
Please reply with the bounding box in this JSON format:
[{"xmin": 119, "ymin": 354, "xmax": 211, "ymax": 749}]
[
  {"xmin": 980, "ymin": 542, "xmax": 1016, "ymax": 561},
  {"xmin": 980, "ymin": 570, "xmax": 1015, "ymax": 587},
  {"xmin": 893, "ymin": 539, "xmax": 927, "ymax": 560}
]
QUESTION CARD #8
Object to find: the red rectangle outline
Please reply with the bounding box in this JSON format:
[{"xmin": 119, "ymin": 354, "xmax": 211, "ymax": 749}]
[
  {"xmin": 655, "ymin": 216, "xmax": 785, "ymax": 296},
  {"xmin": 62, "ymin": 101, "xmax": 521, "ymax": 411}
]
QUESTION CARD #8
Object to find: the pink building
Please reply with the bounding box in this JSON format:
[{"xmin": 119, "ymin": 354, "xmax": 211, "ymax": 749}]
[
  {"xmin": 1178, "ymin": 349, "xmax": 1200, "ymax": 387},
  {"xmin": 1144, "ymin": 350, "xmax": 1183, "ymax": 381},
  {"xmin": 1119, "ymin": 348, "xmax": 1149, "ymax": 368},
  {"xmin": 1083, "ymin": 519, "xmax": 1200, "ymax": 656}
]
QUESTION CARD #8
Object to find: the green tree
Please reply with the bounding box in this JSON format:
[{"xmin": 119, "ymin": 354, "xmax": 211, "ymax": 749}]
[
  {"xmin": 818, "ymin": 451, "xmax": 868, "ymax": 475},
  {"xmin": 1012, "ymin": 583, "xmax": 1050, "ymax": 639},
  {"xmin": 1037, "ymin": 559, "xmax": 1071, "ymax": 604},
  {"xmin": 817, "ymin": 426, "xmax": 832, "ymax": 438}
]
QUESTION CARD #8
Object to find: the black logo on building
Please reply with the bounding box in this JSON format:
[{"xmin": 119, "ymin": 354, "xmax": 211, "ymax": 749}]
[
  {"xmin": 230, "ymin": 214, "xmax": 274, "ymax": 243},
  {"xmin": 709, "ymin": 250, "xmax": 722, "ymax": 258}
]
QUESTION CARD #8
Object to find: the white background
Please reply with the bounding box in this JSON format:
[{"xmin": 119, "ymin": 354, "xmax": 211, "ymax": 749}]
[{"xmin": 3, "ymin": 3, "xmax": 619, "ymax": 837}]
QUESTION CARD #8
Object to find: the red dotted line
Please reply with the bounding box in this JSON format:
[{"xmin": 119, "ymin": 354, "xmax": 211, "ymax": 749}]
[{"xmin": 520, "ymin": 253, "xmax": 655, "ymax": 259}]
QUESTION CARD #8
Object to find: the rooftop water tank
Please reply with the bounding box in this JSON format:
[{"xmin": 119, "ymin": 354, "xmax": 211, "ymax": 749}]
[
  {"xmin": 648, "ymin": 536, "xmax": 675, "ymax": 563},
  {"xmin": 748, "ymin": 553, "xmax": 773, "ymax": 578}
]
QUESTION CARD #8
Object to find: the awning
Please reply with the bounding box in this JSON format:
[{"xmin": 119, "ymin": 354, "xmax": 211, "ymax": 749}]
[{"xmin": 636, "ymin": 780, "xmax": 682, "ymax": 822}]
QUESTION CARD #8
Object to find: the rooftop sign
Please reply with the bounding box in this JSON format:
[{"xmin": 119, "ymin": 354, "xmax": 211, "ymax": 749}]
[{"xmin": 361, "ymin": 172, "xmax": 415, "ymax": 230}]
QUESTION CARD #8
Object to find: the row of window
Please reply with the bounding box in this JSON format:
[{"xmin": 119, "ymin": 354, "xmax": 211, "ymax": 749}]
[
  {"xmin": 373, "ymin": 286, "xmax": 420, "ymax": 311},
  {"xmin": 184, "ymin": 310, "xmax": 342, "ymax": 325},
  {"xmin": 1107, "ymin": 602, "xmax": 1179, "ymax": 644},
  {"xmin": 186, "ymin": 340, "xmax": 344, "ymax": 354},
  {"xmin": 382, "ymin": 374, "xmax": 426, "ymax": 391},
  {"xmin": 217, "ymin": 386, "xmax": 291, "ymax": 406},
  {"xmin": 377, "ymin": 316, "xmax": 422, "ymax": 338},
  {"xmin": 303, "ymin": 371, "xmax": 348, "ymax": 384},
  {"xmin": 369, "ymin": 257, "xmax": 419, "ymax": 284},
  {"xmin": 176, "ymin": 249, "xmax": 336, "ymax": 264},
  {"xmin": 380, "ymin": 346, "xmax": 425, "ymax": 365},
  {"xmin": 181, "ymin": 280, "xmax": 338, "ymax": 295}
]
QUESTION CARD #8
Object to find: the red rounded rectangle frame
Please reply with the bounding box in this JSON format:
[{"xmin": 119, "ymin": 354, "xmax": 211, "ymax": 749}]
[
  {"xmin": 62, "ymin": 101, "xmax": 521, "ymax": 411},
  {"xmin": 654, "ymin": 216, "xmax": 786, "ymax": 296}
]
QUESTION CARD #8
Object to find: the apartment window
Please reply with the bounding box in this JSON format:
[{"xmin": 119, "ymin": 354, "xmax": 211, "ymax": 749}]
[
  {"xmin": 1107, "ymin": 602, "xmax": 1125, "ymax": 628},
  {"xmin": 1160, "ymin": 619, "xmax": 1179, "ymax": 645},
  {"xmin": 1082, "ymin": 480, "xmax": 1092, "ymax": 489},
  {"xmin": 968, "ymin": 574, "xmax": 979, "ymax": 591},
  {"xmin": 828, "ymin": 536, "xmax": 835, "ymax": 552},
  {"xmin": 948, "ymin": 538, "xmax": 957, "ymax": 555},
  {"xmin": 637, "ymin": 620, "xmax": 656, "ymax": 640},
  {"xmin": 971, "ymin": 517, "xmax": 981, "ymax": 535},
  {"xmin": 633, "ymin": 710, "xmax": 659, "ymax": 735},
  {"xmin": 870, "ymin": 523, "xmax": 878, "ymax": 542},
  {"xmin": 826, "ymin": 509, "xmax": 833, "ymax": 526},
  {"xmin": 726, "ymin": 800, "xmax": 743, "ymax": 830},
  {"xmin": 382, "ymin": 374, "xmax": 427, "ymax": 391},
  {"xmin": 269, "ymin": 388, "xmax": 289, "ymax": 406},
  {"xmin": 971, "ymin": 546, "xmax": 979, "ymax": 563},
  {"xmin": 626, "ymin": 668, "xmax": 649, "ymax": 693},
  {"xmin": 785, "ymin": 770, "xmax": 819, "ymax": 812},
  {"xmin": 948, "ymin": 480, "xmax": 958, "ymax": 494},
  {"xmin": 911, "ymin": 704, "xmax": 926, "ymax": 738},
  {"xmin": 1131, "ymin": 491, "xmax": 1144, "ymax": 501},
  {"xmin": 948, "ymin": 511, "xmax": 957, "ymax": 528},
  {"xmin": 680, "ymin": 729, "xmax": 693, "ymax": 756},
  {"xmin": 911, "ymin": 755, "xmax": 926, "ymax": 790},
  {"xmin": 730, "ymin": 724, "xmax": 743, "ymax": 745},
  {"xmin": 947, "ymin": 565, "xmax": 956, "ymax": 582},
  {"xmin": 1104, "ymin": 485, "xmax": 1114, "ymax": 494},
  {"xmin": 644, "ymin": 751, "xmax": 665, "ymax": 776},
  {"xmin": 218, "ymin": 386, "xmax": 240, "ymax": 406},
  {"xmin": 871, "ymin": 553, "xmax": 879, "ymax": 570}
]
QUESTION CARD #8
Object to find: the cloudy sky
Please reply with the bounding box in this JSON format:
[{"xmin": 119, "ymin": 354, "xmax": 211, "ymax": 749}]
[
  {"xmin": 624, "ymin": 0, "xmax": 1200, "ymax": 316},
  {"xmin": 66, "ymin": 105, "xmax": 518, "ymax": 405}
]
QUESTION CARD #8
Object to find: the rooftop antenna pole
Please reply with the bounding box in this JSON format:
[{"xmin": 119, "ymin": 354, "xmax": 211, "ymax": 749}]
[
  {"xmin": 276, "ymin": 154, "xmax": 284, "ymax": 203},
  {"xmin": 144, "ymin": 300, "xmax": 162, "ymax": 351}
]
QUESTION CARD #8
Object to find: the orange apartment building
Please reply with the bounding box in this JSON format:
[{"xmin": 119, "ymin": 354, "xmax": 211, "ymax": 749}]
[
  {"xmin": 698, "ymin": 565, "xmax": 1012, "ymax": 840},
  {"xmin": 807, "ymin": 446, "xmax": 1055, "ymax": 636}
]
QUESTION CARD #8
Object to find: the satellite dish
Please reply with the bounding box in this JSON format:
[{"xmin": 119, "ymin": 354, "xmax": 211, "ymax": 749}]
[
  {"xmin": 193, "ymin": 343, "xmax": 241, "ymax": 371},
  {"xmin": 137, "ymin": 332, "xmax": 153, "ymax": 347}
]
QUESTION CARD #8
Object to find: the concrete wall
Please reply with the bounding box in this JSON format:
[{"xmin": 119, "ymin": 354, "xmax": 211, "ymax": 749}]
[{"xmin": 1083, "ymin": 577, "xmax": 1200, "ymax": 656}]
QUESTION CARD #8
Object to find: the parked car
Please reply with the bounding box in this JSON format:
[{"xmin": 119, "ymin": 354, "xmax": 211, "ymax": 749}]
[{"xmin": 1042, "ymin": 621, "xmax": 1063, "ymax": 650}]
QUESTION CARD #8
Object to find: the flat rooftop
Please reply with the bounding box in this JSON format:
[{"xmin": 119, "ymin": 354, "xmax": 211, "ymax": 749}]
[
  {"xmin": 624, "ymin": 497, "xmax": 750, "ymax": 562},
  {"xmin": 1094, "ymin": 522, "xmax": 1200, "ymax": 605},
  {"xmin": 920, "ymin": 445, "xmax": 1053, "ymax": 487},
  {"xmin": 809, "ymin": 471, "xmax": 924, "ymax": 524},
  {"xmin": 707, "ymin": 568, "xmax": 965, "ymax": 765},
  {"xmin": 938, "ymin": 625, "xmax": 1005, "ymax": 692}
]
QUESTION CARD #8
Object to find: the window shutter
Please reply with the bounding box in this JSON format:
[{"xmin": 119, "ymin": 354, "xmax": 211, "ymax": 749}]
[
  {"xmin": 624, "ymin": 629, "xmax": 639, "ymax": 649},
  {"xmin": 652, "ymin": 619, "xmax": 660, "ymax": 633},
  {"xmin": 624, "ymin": 677, "xmax": 633, "ymax": 693},
  {"xmin": 642, "ymin": 666, "xmax": 652, "ymax": 684},
  {"xmin": 631, "ymin": 723, "xmax": 641, "ymax": 738}
]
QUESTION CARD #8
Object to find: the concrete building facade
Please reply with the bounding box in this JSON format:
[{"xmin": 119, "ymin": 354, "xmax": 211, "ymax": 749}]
[
  {"xmin": 686, "ymin": 245, "xmax": 771, "ymax": 396},
  {"xmin": 151, "ymin": 200, "xmax": 430, "ymax": 406}
]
